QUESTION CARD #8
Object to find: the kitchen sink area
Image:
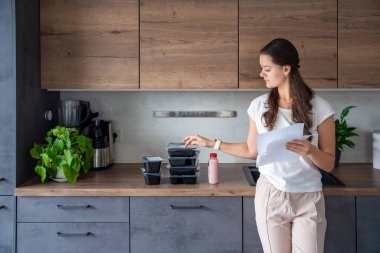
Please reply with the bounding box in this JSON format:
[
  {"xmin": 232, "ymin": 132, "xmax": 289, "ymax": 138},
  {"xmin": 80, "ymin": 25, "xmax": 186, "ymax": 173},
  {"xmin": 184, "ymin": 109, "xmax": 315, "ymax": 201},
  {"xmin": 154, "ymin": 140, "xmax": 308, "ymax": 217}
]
[{"xmin": 243, "ymin": 166, "xmax": 345, "ymax": 187}]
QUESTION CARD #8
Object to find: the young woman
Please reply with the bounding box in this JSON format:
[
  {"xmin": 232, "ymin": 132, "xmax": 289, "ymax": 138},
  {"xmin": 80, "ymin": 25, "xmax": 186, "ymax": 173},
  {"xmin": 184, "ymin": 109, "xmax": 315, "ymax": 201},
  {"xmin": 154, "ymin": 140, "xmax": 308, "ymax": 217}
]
[{"xmin": 182, "ymin": 38, "xmax": 335, "ymax": 253}]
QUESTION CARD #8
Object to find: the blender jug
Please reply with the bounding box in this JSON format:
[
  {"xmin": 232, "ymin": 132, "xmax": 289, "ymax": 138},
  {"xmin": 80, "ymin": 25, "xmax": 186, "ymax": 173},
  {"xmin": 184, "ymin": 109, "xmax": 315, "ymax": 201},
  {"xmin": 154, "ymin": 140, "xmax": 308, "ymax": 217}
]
[{"xmin": 58, "ymin": 100, "xmax": 90, "ymax": 129}]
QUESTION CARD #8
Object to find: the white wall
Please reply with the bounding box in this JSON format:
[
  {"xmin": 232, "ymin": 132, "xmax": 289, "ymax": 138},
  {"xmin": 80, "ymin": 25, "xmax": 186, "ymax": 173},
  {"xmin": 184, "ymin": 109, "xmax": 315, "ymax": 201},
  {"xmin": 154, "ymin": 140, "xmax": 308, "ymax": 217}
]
[{"xmin": 61, "ymin": 90, "xmax": 380, "ymax": 164}]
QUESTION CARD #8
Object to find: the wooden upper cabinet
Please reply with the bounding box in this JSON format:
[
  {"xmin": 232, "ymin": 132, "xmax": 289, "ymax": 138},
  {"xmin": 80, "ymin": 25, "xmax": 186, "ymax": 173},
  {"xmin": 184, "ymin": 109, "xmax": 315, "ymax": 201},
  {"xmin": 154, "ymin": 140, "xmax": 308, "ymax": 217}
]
[
  {"xmin": 40, "ymin": 0, "xmax": 139, "ymax": 89},
  {"xmin": 239, "ymin": 0, "xmax": 337, "ymax": 89},
  {"xmin": 140, "ymin": 0, "xmax": 238, "ymax": 89},
  {"xmin": 338, "ymin": 0, "xmax": 380, "ymax": 88}
]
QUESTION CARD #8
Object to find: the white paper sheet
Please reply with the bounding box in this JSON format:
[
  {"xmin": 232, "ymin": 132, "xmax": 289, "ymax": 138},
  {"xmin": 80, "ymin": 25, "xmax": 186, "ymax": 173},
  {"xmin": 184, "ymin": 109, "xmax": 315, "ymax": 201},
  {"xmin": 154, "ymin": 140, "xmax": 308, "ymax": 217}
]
[{"xmin": 256, "ymin": 123, "xmax": 315, "ymax": 167}]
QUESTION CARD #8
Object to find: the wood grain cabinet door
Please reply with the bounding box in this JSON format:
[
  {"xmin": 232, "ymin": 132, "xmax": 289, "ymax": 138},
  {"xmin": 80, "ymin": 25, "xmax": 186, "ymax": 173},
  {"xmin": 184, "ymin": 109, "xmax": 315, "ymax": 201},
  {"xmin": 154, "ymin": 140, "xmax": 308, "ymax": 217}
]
[
  {"xmin": 338, "ymin": 0, "xmax": 380, "ymax": 88},
  {"xmin": 130, "ymin": 196, "xmax": 242, "ymax": 253},
  {"xmin": 240, "ymin": 0, "xmax": 337, "ymax": 89},
  {"xmin": 140, "ymin": 0, "xmax": 238, "ymax": 89},
  {"xmin": 40, "ymin": 0, "xmax": 139, "ymax": 89}
]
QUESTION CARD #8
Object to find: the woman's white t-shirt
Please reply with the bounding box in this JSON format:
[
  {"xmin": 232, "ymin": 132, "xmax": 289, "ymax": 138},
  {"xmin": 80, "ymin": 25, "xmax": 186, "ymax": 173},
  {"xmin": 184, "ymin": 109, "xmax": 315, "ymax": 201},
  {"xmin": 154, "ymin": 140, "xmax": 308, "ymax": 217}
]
[{"xmin": 247, "ymin": 94, "xmax": 334, "ymax": 192}]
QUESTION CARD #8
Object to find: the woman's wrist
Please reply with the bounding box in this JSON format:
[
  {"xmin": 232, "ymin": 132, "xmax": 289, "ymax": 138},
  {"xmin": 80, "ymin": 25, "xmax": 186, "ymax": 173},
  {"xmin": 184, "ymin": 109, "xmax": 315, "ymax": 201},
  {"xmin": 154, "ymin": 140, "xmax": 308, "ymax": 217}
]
[{"xmin": 207, "ymin": 139, "xmax": 215, "ymax": 148}]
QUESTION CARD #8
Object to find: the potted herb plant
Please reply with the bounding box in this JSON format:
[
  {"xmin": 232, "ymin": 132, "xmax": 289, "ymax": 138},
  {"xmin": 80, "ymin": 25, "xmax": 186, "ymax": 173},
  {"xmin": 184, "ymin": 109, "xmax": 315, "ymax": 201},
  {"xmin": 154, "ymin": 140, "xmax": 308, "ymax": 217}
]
[
  {"xmin": 29, "ymin": 126, "xmax": 94, "ymax": 184},
  {"xmin": 335, "ymin": 106, "xmax": 358, "ymax": 168}
]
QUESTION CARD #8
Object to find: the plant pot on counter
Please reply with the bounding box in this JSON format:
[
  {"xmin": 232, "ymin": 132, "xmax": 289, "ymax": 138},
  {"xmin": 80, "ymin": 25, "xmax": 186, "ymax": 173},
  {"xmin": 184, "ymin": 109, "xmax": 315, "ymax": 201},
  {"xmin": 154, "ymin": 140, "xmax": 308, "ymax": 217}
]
[
  {"xmin": 334, "ymin": 150, "xmax": 341, "ymax": 168},
  {"xmin": 50, "ymin": 167, "xmax": 68, "ymax": 183}
]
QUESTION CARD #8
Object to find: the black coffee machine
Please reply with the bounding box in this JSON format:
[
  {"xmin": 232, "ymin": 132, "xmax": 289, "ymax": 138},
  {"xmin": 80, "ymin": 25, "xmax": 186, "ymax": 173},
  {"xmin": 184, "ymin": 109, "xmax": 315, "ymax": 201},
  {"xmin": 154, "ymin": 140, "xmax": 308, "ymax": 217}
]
[
  {"xmin": 87, "ymin": 119, "xmax": 116, "ymax": 170},
  {"xmin": 58, "ymin": 100, "xmax": 98, "ymax": 132}
]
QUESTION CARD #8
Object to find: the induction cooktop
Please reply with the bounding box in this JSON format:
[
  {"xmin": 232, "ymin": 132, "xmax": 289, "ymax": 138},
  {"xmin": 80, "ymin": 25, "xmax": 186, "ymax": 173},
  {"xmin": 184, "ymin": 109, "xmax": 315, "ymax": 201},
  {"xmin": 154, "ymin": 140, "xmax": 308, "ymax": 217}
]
[{"xmin": 243, "ymin": 166, "xmax": 345, "ymax": 187}]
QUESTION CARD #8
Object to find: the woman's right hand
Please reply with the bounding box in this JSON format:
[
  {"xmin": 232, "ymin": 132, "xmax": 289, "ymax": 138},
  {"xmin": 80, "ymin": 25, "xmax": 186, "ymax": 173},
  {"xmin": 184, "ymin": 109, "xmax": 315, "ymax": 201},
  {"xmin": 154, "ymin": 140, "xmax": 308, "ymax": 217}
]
[{"xmin": 182, "ymin": 135, "xmax": 213, "ymax": 148}]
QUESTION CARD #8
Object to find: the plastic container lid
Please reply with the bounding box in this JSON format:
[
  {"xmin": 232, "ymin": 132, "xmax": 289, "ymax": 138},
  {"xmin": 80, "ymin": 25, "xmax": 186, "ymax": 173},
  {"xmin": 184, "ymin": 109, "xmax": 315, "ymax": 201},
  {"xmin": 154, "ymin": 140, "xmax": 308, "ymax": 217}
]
[
  {"xmin": 167, "ymin": 143, "xmax": 199, "ymax": 150},
  {"xmin": 168, "ymin": 172, "xmax": 199, "ymax": 178},
  {"xmin": 140, "ymin": 156, "xmax": 164, "ymax": 162},
  {"xmin": 140, "ymin": 168, "xmax": 161, "ymax": 176},
  {"xmin": 167, "ymin": 162, "xmax": 199, "ymax": 170},
  {"xmin": 167, "ymin": 156, "xmax": 198, "ymax": 160}
]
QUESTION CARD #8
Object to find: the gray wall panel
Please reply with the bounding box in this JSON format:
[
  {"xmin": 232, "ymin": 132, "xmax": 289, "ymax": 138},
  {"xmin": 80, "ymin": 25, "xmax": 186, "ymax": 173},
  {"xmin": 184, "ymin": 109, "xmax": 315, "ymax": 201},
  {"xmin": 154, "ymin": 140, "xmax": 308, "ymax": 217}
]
[{"xmin": 0, "ymin": 0, "xmax": 15, "ymax": 194}]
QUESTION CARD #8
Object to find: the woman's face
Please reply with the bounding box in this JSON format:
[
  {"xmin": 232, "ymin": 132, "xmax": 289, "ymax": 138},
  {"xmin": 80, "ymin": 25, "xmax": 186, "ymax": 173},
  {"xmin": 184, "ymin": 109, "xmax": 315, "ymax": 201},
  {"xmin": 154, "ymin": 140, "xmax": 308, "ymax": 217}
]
[{"xmin": 259, "ymin": 54, "xmax": 289, "ymax": 89}]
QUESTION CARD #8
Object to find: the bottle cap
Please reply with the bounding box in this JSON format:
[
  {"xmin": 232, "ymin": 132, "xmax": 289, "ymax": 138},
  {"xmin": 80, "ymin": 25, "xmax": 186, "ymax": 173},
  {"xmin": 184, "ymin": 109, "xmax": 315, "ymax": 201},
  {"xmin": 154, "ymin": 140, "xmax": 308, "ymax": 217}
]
[{"xmin": 210, "ymin": 153, "xmax": 217, "ymax": 158}]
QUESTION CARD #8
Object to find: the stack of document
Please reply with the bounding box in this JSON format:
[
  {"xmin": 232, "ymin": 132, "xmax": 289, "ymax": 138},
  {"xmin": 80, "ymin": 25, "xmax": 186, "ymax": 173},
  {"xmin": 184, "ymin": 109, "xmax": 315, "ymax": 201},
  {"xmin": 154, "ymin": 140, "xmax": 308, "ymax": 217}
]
[{"xmin": 256, "ymin": 123, "xmax": 314, "ymax": 167}]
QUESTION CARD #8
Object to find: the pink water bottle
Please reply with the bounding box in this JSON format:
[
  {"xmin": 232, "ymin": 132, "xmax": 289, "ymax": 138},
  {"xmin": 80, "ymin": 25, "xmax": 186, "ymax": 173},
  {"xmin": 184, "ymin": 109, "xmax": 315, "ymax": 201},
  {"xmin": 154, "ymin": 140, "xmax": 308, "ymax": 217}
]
[{"xmin": 208, "ymin": 153, "xmax": 219, "ymax": 184}]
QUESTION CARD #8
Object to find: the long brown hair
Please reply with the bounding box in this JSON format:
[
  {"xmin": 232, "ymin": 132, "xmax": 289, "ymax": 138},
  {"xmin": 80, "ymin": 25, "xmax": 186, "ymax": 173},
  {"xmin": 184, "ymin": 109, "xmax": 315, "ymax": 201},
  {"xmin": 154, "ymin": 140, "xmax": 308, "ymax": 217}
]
[{"xmin": 261, "ymin": 38, "xmax": 314, "ymax": 136}]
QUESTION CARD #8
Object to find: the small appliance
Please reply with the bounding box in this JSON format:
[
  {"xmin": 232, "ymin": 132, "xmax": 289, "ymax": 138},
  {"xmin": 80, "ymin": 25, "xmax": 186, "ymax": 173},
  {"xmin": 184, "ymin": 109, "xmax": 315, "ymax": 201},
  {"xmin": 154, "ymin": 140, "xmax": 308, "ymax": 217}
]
[
  {"xmin": 58, "ymin": 100, "xmax": 98, "ymax": 131},
  {"xmin": 88, "ymin": 119, "xmax": 116, "ymax": 170}
]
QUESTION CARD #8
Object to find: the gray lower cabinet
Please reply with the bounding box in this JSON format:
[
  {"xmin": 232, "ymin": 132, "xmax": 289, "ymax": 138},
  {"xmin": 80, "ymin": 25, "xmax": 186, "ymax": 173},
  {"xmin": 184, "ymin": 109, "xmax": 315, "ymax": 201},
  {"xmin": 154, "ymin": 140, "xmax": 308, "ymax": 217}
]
[
  {"xmin": 130, "ymin": 196, "xmax": 242, "ymax": 253},
  {"xmin": 324, "ymin": 196, "xmax": 356, "ymax": 253},
  {"xmin": 17, "ymin": 196, "xmax": 130, "ymax": 253},
  {"xmin": 243, "ymin": 196, "xmax": 357, "ymax": 253},
  {"xmin": 356, "ymin": 196, "xmax": 380, "ymax": 253},
  {"xmin": 17, "ymin": 223, "xmax": 129, "ymax": 253},
  {"xmin": 243, "ymin": 197, "xmax": 263, "ymax": 253},
  {"xmin": 0, "ymin": 196, "xmax": 14, "ymax": 253}
]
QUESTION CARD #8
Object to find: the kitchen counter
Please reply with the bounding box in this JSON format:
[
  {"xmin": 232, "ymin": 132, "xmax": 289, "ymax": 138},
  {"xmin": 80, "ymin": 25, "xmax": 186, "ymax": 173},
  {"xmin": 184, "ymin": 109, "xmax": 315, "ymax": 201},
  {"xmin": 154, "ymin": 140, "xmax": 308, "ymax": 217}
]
[{"xmin": 15, "ymin": 163, "xmax": 380, "ymax": 196}]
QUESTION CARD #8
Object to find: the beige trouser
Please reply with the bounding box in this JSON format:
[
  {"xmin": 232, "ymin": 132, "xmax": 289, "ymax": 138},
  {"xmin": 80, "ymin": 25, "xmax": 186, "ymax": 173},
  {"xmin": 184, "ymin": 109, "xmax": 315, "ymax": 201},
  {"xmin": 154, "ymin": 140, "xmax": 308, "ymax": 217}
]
[{"xmin": 255, "ymin": 175, "xmax": 327, "ymax": 253}]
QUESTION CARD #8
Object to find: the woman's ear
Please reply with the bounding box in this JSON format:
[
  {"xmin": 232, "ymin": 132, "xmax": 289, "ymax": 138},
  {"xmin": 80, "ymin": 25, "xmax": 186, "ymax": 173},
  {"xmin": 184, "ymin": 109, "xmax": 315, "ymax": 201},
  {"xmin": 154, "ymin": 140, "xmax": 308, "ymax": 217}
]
[{"xmin": 283, "ymin": 65, "xmax": 291, "ymax": 76}]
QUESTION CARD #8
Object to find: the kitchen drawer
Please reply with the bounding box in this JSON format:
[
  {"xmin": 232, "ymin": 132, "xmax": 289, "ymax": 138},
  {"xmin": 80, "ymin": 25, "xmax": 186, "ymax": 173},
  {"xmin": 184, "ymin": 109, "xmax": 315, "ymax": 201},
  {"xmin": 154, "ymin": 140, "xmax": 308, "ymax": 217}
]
[
  {"xmin": 17, "ymin": 196, "xmax": 129, "ymax": 222},
  {"xmin": 0, "ymin": 164, "xmax": 13, "ymax": 195},
  {"xmin": 130, "ymin": 196, "xmax": 242, "ymax": 253},
  {"xmin": 0, "ymin": 196, "xmax": 14, "ymax": 253},
  {"xmin": 17, "ymin": 222, "xmax": 129, "ymax": 253}
]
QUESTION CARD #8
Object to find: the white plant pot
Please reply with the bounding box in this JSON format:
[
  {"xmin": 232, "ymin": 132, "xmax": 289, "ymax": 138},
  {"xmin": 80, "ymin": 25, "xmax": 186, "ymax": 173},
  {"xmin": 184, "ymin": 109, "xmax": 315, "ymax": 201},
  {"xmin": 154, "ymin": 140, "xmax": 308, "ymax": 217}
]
[{"xmin": 50, "ymin": 167, "xmax": 68, "ymax": 182}]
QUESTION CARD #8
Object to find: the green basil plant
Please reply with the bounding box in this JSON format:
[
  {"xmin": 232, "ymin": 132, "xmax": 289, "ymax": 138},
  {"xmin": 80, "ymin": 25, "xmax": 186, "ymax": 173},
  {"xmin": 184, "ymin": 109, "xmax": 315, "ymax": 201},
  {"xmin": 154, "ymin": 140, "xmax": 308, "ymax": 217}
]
[{"xmin": 29, "ymin": 126, "xmax": 94, "ymax": 184}]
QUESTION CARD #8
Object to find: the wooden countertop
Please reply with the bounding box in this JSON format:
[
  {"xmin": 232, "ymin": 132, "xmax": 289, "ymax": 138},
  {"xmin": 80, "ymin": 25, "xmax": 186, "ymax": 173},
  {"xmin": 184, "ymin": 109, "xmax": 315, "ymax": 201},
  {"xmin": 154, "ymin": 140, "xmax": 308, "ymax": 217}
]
[{"xmin": 15, "ymin": 163, "xmax": 380, "ymax": 196}]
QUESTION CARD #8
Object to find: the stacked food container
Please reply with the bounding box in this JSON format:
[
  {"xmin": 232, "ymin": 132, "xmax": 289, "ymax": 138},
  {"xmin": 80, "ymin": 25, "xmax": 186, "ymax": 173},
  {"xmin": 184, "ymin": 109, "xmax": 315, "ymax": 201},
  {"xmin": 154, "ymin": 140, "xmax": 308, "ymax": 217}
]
[
  {"xmin": 167, "ymin": 143, "xmax": 200, "ymax": 184},
  {"xmin": 140, "ymin": 156, "xmax": 164, "ymax": 185}
]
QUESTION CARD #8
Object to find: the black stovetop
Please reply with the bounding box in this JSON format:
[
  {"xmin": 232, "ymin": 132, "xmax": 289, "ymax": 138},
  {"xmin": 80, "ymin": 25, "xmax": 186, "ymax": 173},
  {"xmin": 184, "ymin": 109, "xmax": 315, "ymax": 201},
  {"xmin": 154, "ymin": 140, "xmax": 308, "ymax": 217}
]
[{"xmin": 243, "ymin": 166, "xmax": 345, "ymax": 187}]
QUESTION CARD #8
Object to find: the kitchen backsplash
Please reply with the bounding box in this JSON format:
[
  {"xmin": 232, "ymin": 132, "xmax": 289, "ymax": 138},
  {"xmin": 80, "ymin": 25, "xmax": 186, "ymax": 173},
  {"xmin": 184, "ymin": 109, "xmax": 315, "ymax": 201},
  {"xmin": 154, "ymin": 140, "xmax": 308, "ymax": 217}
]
[{"xmin": 61, "ymin": 91, "xmax": 380, "ymax": 164}]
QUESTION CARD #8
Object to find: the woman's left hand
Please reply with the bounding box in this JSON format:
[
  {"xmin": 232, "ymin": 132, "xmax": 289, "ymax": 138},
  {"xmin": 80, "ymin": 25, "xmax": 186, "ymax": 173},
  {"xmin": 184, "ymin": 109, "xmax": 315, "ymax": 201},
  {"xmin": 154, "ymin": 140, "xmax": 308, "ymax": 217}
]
[{"xmin": 285, "ymin": 139, "xmax": 315, "ymax": 156}]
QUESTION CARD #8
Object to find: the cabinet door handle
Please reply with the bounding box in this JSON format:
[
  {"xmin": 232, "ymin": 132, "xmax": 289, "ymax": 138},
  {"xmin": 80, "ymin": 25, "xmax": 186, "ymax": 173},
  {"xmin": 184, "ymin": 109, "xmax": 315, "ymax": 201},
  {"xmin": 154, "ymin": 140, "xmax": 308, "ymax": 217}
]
[
  {"xmin": 169, "ymin": 204, "xmax": 204, "ymax": 210},
  {"xmin": 56, "ymin": 204, "xmax": 93, "ymax": 209},
  {"xmin": 0, "ymin": 178, "xmax": 5, "ymax": 182},
  {"xmin": 0, "ymin": 205, "xmax": 5, "ymax": 209},
  {"xmin": 56, "ymin": 232, "xmax": 93, "ymax": 237}
]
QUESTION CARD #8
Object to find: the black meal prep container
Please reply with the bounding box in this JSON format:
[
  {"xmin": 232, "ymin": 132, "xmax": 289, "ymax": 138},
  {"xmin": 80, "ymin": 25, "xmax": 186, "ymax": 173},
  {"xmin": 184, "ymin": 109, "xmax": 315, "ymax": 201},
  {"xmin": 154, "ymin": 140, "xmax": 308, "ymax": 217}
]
[
  {"xmin": 168, "ymin": 156, "xmax": 198, "ymax": 167},
  {"xmin": 140, "ymin": 168, "xmax": 161, "ymax": 185},
  {"xmin": 140, "ymin": 156, "xmax": 163, "ymax": 173},
  {"xmin": 167, "ymin": 143, "xmax": 200, "ymax": 157},
  {"xmin": 168, "ymin": 164, "xmax": 199, "ymax": 176},
  {"xmin": 169, "ymin": 173, "xmax": 199, "ymax": 184}
]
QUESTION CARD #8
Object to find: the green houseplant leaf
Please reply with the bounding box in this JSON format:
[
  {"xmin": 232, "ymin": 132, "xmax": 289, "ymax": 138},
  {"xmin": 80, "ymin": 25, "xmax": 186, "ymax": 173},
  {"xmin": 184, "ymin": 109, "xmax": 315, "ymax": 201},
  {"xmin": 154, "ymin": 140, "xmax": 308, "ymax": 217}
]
[
  {"xmin": 29, "ymin": 126, "xmax": 94, "ymax": 184},
  {"xmin": 335, "ymin": 106, "xmax": 358, "ymax": 152}
]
